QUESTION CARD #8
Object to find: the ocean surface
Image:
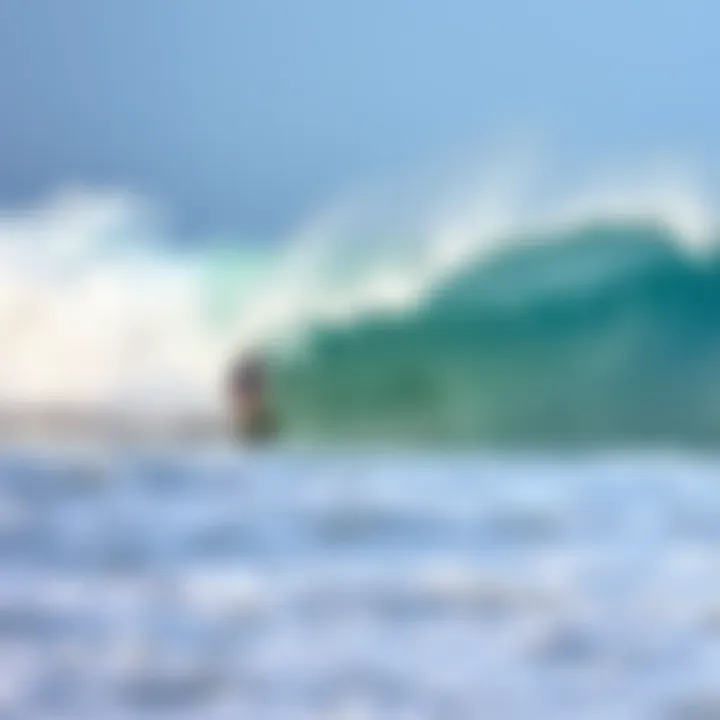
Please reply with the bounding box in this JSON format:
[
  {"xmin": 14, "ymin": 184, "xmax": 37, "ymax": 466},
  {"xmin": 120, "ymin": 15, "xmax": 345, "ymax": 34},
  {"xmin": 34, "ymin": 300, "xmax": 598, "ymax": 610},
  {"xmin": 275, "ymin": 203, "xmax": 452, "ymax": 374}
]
[{"xmin": 3, "ymin": 447, "xmax": 720, "ymax": 719}]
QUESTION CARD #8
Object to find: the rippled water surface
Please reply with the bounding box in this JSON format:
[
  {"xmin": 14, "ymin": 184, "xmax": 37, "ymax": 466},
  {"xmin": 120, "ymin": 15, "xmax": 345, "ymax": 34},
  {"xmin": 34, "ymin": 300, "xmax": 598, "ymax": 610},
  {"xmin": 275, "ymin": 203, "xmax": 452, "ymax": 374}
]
[{"xmin": 2, "ymin": 448, "xmax": 720, "ymax": 718}]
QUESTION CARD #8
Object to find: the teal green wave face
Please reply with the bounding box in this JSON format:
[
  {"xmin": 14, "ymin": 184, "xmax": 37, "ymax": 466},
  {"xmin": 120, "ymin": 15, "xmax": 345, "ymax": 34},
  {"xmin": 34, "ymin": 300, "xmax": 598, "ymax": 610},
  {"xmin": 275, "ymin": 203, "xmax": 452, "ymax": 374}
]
[{"xmin": 268, "ymin": 222, "xmax": 720, "ymax": 446}]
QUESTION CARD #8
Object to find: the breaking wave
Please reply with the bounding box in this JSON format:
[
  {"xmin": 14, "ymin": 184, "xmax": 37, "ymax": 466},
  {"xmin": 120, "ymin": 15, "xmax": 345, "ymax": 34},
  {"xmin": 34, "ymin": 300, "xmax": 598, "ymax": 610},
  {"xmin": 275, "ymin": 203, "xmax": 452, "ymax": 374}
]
[{"xmin": 1, "ymin": 165, "xmax": 719, "ymax": 443}]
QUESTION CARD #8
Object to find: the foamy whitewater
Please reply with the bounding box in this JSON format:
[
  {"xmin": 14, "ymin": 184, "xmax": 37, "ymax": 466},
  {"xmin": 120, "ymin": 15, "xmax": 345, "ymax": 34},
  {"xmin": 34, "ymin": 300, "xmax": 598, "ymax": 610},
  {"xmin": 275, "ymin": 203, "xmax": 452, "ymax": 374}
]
[{"xmin": 3, "ymin": 450, "xmax": 720, "ymax": 718}]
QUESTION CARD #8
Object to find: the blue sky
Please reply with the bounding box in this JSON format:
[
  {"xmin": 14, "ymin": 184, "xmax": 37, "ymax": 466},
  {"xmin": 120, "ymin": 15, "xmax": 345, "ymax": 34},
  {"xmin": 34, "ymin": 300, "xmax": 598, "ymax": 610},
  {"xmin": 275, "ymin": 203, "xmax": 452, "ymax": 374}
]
[{"xmin": 0, "ymin": 0, "xmax": 717, "ymax": 236}]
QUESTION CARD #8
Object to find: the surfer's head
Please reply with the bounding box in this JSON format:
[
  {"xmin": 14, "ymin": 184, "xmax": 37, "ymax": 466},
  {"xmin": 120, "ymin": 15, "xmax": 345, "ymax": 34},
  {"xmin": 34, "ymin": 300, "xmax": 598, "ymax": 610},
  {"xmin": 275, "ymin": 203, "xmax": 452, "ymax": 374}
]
[{"xmin": 228, "ymin": 354, "xmax": 266, "ymax": 397}]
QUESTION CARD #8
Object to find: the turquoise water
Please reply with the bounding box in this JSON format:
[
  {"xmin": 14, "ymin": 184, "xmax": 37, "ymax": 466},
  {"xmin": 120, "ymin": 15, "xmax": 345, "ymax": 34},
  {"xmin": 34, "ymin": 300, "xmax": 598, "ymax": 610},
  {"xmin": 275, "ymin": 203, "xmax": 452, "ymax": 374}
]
[
  {"xmin": 271, "ymin": 221, "xmax": 720, "ymax": 444},
  {"xmin": 3, "ymin": 448, "xmax": 720, "ymax": 718}
]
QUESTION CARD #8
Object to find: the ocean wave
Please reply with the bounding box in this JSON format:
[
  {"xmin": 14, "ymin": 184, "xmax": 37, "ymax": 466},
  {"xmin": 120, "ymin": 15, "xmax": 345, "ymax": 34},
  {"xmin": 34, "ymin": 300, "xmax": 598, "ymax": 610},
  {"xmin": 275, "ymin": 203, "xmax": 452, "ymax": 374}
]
[{"xmin": 0, "ymin": 169, "xmax": 719, "ymax": 443}]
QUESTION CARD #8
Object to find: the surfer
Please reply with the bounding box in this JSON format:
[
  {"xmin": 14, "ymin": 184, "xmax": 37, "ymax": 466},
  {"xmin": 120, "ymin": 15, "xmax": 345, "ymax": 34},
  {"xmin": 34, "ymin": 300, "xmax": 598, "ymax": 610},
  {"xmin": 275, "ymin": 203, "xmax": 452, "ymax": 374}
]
[{"xmin": 226, "ymin": 353, "xmax": 278, "ymax": 443}]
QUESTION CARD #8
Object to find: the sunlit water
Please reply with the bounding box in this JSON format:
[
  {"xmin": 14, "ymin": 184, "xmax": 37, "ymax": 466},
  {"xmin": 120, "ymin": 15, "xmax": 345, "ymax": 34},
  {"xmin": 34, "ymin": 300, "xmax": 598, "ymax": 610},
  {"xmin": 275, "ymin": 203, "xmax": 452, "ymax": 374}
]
[{"xmin": 1, "ymin": 448, "xmax": 720, "ymax": 718}]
